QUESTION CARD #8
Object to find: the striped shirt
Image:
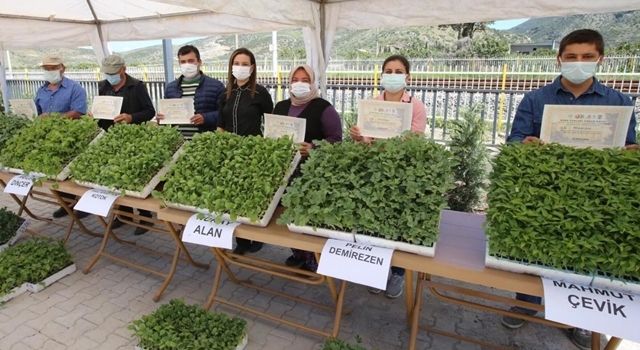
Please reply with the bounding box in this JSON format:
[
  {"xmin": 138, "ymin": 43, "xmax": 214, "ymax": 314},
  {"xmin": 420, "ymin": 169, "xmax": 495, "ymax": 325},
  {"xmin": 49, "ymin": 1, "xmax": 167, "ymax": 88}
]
[{"xmin": 177, "ymin": 77, "xmax": 200, "ymax": 139}]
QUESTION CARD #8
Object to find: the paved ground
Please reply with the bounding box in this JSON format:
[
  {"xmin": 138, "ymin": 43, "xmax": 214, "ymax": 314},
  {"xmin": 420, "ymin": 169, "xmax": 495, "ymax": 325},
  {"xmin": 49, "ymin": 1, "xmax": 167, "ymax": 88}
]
[{"xmin": 0, "ymin": 194, "xmax": 639, "ymax": 350}]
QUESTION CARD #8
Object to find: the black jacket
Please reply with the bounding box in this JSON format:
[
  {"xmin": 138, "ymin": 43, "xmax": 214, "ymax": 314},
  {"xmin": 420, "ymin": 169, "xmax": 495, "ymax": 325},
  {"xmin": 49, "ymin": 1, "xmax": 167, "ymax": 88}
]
[
  {"xmin": 97, "ymin": 74, "xmax": 155, "ymax": 130},
  {"xmin": 217, "ymin": 84, "xmax": 273, "ymax": 136}
]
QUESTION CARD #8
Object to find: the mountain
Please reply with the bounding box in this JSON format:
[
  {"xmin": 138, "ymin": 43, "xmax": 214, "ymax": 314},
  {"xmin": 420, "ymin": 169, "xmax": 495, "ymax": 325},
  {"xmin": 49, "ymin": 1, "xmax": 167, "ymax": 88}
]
[
  {"xmin": 506, "ymin": 11, "xmax": 640, "ymax": 46},
  {"xmin": 5, "ymin": 10, "xmax": 640, "ymax": 69}
]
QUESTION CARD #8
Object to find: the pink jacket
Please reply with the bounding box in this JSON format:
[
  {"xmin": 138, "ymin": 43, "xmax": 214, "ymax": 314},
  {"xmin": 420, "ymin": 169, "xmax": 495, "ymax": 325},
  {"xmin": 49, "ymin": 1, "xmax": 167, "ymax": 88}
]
[{"xmin": 376, "ymin": 91, "xmax": 428, "ymax": 134}]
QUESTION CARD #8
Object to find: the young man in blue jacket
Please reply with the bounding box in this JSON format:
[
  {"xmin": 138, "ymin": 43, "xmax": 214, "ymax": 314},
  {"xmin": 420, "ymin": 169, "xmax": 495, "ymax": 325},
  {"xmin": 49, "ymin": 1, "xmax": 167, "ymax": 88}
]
[
  {"xmin": 159, "ymin": 45, "xmax": 224, "ymax": 139},
  {"xmin": 504, "ymin": 29, "xmax": 638, "ymax": 350}
]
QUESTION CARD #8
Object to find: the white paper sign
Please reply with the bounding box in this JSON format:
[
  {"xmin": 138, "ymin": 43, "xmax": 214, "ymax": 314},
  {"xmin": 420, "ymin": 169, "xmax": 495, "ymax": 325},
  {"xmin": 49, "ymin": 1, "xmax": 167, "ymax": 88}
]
[
  {"xmin": 542, "ymin": 278, "xmax": 640, "ymax": 342},
  {"xmin": 158, "ymin": 98, "xmax": 195, "ymax": 124},
  {"xmin": 91, "ymin": 96, "xmax": 124, "ymax": 120},
  {"xmin": 357, "ymin": 99, "xmax": 413, "ymax": 139},
  {"xmin": 9, "ymin": 99, "xmax": 37, "ymax": 119},
  {"xmin": 540, "ymin": 105, "xmax": 634, "ymax": 149},
  {"xmin": 263, "ymin": 113, "xmax": 307, "ymax": 143},
  {"xmin": 181, "ymin": 214, "xmax": 239, "ymax": 249},
  {"xmin": 73, "ymin": 189, "xmax": 119, "ymax": 217},
  {"xmin": 317, "ymin": 239, "xmax": 393, "ymax": 289},
  {"xmin": 3, "ymin": 174, "xmax": 37, "ymax": 196}
]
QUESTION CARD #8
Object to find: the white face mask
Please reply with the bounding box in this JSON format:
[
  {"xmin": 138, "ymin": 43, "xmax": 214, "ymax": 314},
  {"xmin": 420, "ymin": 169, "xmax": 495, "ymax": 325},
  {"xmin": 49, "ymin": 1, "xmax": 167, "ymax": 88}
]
[
  {"xmin": 380, "ymin": 73, "xmax": 406, "ymax": 93},
  {"xmin": 180, "ymin": 63, "xmax": 199, "ymax": 79},
  {"xmin": 560, "ymin": 60, "xmax": 599, "ymax": 85},
  {"xmin": 232, "ymin": 65, "xmax": 252, "ymax": 81},
  {"xmin": 290, "ymin": 82, "xmax": 311, "ymax": 98},
  {"xmin": 44, "ymin": 70, "xmax": 62, "ymax": 84}
]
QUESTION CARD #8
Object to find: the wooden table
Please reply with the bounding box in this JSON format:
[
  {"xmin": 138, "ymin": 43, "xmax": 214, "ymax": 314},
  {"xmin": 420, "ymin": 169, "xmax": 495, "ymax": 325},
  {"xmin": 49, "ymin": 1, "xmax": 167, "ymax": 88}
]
[
  {"xmin": 0, "ymin": 171, "xmax": 209, "ymax": 301},
  {"xmin": 158, "ymin": 207, "xmax": 348, "ymax": 338},
  {"xmin": 1, "ymin": 172, "xmax": 624, "ymax": 349}
]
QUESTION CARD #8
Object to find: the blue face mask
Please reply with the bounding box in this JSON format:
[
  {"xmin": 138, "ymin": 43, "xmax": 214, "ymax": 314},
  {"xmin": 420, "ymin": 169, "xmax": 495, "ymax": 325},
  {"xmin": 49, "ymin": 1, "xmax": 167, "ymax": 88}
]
[
  {"xmin": 380, "ymin": 73, "xmax": 406, "ymax": 93},
  {"xmin": 560, "ymin": 61, "xmax": 599, "ymax": 84},
  {"xmin": 105, "ymin": 73, "xmax": 122, "ymax": 86}
]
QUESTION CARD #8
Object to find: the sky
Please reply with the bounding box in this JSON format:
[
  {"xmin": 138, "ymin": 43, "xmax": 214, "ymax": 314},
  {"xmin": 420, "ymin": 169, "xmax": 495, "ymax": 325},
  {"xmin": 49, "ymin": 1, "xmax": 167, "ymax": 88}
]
[{"xmin": 107, "ymin": 18, "xmax": 529, "ymax": 53}]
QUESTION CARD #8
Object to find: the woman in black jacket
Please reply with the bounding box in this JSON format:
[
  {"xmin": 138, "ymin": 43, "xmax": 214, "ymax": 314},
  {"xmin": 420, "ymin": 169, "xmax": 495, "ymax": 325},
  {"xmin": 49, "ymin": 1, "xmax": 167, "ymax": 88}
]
[{"xmin": 217, "ymin": 48, "xmax": 273, "ymax": 254}]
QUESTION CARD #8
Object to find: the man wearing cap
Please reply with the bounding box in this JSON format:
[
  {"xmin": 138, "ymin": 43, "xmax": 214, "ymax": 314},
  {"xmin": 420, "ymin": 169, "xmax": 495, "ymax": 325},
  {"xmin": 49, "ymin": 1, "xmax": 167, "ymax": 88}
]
[
  {"xmin": 34, "ymin": 55, "xmax": 87, "ymax": 118},
  {"xmin": 96, "ymin": 54, "xmax": 156, "ymax": 234},
  {"xmin": 96, "ymin": 54, "xmax": 155, "ymax": 130}
]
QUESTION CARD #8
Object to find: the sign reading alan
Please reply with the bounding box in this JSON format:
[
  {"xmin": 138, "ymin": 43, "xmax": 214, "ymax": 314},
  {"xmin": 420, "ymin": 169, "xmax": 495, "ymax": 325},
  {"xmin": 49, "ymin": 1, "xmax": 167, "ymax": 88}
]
[
  {"xmin": 3, "ymin": 174, "xmax": 38, "ymax": 196},
  {"xmin": 540, "ymin": 105, "xmax": 634, "ymax": 149},
  {"xmin": 542, "ymin": 278, "xmax": 640, "ymax": 343},
  {"xmin": 73, "ymin": 189, "xmax": 119, "ymax": 217},
  {"xmin": 317, "ymin": 239, "xmax": 393, "ymax": 290},
  {"xmin": 181, "ymin": 214, "xmax": 239, "ymax": 249}
]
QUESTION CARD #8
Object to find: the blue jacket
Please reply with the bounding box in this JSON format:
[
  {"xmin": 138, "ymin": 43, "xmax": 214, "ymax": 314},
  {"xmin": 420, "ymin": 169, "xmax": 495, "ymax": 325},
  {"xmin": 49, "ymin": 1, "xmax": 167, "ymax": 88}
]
[{"xmin": 164, "ymin": 74, "xmax": 225, "ymax": 131}]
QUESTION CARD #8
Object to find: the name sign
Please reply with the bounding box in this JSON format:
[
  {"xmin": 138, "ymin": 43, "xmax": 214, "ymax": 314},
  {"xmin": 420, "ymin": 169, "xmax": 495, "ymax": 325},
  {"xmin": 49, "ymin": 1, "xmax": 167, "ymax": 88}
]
[
  {"xmin": 181, "ymin": 214, "xmax": 239, "ymax": 249},
  {"xmin": 73, "ymin": 189, "xmax": 119, "ymax": 217}
]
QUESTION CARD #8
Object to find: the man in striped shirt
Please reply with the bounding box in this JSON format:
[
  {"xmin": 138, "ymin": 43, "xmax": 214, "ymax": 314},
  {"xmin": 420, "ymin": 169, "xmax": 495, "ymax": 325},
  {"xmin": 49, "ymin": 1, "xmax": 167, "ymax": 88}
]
[{"xmin": 160, "ymin": 45, "xmax": 225, "ymax": 139}]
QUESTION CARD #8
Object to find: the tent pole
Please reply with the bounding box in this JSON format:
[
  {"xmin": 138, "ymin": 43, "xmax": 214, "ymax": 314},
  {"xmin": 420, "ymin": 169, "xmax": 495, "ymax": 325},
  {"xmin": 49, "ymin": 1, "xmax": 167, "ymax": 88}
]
[
  {"xmin": 319, "ymin": 0, "xmax": 327, "ymax": 97},
  {"xmin": 163, "ymin": 39, "xmax": 174, "ymax": 83},
  {"xmin": 0, "ymin": 47, "xmax": 9, "ymax": 113}
]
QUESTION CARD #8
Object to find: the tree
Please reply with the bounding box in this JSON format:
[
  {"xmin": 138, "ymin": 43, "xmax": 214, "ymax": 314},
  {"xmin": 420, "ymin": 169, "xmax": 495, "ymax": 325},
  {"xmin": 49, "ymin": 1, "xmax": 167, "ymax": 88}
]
[
  {"xmin": 447, "ymin": 105, "xmax": 489, "ymax": 212},
  {"xmin": 472, "ymin": 35, "xmax": 509, "ymax": 57},
  {"xmin": 439, "ymin": 22, "xmax": 493, "ymax": 40}
]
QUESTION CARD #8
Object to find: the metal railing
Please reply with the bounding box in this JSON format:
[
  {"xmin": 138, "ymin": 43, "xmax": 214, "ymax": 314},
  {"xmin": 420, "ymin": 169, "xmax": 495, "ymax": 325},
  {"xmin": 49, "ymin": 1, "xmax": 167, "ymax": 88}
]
[{"xmin": 7, "ymin": 79, "xmax": 639, "ymax": 147}]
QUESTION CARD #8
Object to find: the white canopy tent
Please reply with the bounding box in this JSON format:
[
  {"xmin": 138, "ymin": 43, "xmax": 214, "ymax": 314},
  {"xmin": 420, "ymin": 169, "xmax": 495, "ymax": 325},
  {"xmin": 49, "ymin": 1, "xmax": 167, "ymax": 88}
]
[{"xmin": 2, "ymin": 0, "xmax": 640, "ymax": 110}]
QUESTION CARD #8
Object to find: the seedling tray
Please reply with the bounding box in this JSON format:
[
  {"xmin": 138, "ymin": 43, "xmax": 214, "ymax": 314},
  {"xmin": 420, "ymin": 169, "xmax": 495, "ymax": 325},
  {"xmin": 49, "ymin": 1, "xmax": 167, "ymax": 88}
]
[{"xmin": 0, "ymin": 218, "xmax": 29, "ymax": 253}]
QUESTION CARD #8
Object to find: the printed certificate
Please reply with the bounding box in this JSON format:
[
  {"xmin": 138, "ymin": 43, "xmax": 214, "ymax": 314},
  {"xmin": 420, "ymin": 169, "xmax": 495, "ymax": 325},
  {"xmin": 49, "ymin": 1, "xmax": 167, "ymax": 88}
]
[
  {"xmin": 540, "ymin": 105, "xmax": 634, "ymax": 149},
  {"xmin": 357, "ymin": 100, "xmax": 413, "ymax": 139},
  {"xmin": 9, "ymin": 99, "xmax": 37, "ymax": 119},
  {"xmin": 263, "ymin": 113, "xmax": 306, "ymax": 143},
  {"xmin": 91, "ymin": 96, "xmax": 123, "ymax": 120},
  {"xmin": 158, "ymin": 98, "xmax": 195, "ymax": 125}
]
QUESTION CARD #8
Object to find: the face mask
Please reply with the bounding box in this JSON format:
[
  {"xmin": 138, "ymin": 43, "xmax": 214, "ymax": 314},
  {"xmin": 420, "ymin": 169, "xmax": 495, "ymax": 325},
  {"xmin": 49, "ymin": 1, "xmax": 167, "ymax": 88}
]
[
  {"xmin": 44, "ymin": 70, "xmax": 62, "ymax": 84},
  {"xmin": 560, "ymin": 61, "xmax": 598, "ymax": 84},
  {"xmin": 105, "ymin": 73, "xmax": 121, "ymax": 86},
  {"xmin": 380, "ymin": 73, "xmax": 406, "ymax": 93},
  {"xmin": 290, "ymin": 82, "xmax": 311, "ymax": 98},
  {"xmin": 232, "ymin": 65, "xmax": 252, "ymax": 81},
  {"xmin": 180, "ymin": 63, "xmax": 199, "ymax": 79}
]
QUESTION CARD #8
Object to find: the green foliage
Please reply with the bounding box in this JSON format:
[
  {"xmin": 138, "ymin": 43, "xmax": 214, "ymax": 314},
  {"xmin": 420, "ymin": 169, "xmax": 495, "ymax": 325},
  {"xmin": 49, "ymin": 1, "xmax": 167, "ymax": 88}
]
[
  {"xmin": 0, "ymin": 115, "xmax": 99, "ymax": 177},
  {"xmin": 487, "ymin": 143, "xmax": 640, "ymax": 279},
  {"xmin": 0, "ymin": 238, "xmax": 72, "ymax": 295},
  {"xmin": 71, "ymin": 123, "xmax": 183, "ymax": 192},
  {"xmin": 0, "ymin": 113, "xmax": 31, "ymax": 151},
  {"xmin": 280, "ymin": 134, "xmax": 455, "ymax": 246},
  {"xmin": 447, "ymin": 106, "xmax": 489, "ymax": 212},
  {"xmin": 129, "ymin": 299, "xmax": 246, "ymax": 350},
  {"xmin": 0, "ymin": 207, "xmax": 22, "ymax": 245},
  {"xmin": 323, "ymin": 338, "xmax": 367, "ymax": 350},
  {"xmin": 472, "ymin": 35, "xmax": 510, "ymax": 58},
  {"xmin": 160, "ymin": 132, "xmax": 296, "ymax": 222}
]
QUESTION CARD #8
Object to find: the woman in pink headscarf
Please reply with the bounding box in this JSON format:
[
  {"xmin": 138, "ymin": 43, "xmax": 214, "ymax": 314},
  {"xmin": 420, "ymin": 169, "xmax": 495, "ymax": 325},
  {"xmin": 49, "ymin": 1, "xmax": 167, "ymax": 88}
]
[{"xmin": 273, "ymin": 64, "xmax": 342, "ymax": 270}]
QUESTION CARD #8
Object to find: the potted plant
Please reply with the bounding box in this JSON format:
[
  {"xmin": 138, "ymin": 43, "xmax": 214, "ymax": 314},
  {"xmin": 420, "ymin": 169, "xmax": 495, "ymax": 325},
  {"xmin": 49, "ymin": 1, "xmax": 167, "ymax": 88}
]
[
  {"xmin": 129, "ymin": 299, "xmax": 248, "ymax": 350},
  {"xmin": 486, "ymin": 143, "xmax": 640, "ymax": 293},
  {"xmin": 323, "ymin": 337, "xmax": 367, "ymax": 350},
  {"xmin": 0, "ymin": 207, "xmax": 27, "ymax": 251},
  {"xmin": 0, "ymin": 238, "xmax": 75, "ymax": 302}
]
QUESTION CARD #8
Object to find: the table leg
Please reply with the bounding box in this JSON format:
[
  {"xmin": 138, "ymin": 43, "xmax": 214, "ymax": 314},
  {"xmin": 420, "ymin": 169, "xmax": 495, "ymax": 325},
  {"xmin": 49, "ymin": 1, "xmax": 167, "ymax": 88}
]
[
  {"xmin": 83, "ymin": 212, "xmax": 116, "ymax": 274},
  {"xmin": 408, "ymin": 273, "xmax": 426, "ymax": 350}
]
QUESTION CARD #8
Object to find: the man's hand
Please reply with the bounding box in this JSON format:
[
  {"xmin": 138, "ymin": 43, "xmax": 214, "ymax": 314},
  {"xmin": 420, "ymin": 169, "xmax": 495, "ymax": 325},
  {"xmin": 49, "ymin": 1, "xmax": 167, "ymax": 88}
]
[
  {"xmin": 625, "ymin": 144, "xmax": 640, "ymax": 151},
  {"xmin": 191, "ymin": 114, "xmax": 205, "ymax": 125},
  {"xmin": 522, "ymin": 136, "xmax": 542, "ymax": 144},
  {"xmin": 114, "ymin": 113, "xmax": 133, "ymax": 124},
  {"xmin": 299, "ymin": 142, "xmax": 313, "ymax": 157},
  {"xmin": 155, "ymin": 113, "xmax": 165, "ymax": 125}
]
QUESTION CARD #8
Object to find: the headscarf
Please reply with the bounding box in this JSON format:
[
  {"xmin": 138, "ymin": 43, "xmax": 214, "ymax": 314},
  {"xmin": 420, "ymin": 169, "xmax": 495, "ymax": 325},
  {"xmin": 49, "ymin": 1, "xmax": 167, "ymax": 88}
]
[{"xmin": 289, "ymin": 64, "xmax": 320, "ymax": 106}]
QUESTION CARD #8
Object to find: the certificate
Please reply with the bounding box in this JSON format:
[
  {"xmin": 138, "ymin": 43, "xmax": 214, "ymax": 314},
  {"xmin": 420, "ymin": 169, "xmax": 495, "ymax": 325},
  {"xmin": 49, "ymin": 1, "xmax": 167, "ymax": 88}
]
[
  {"xmin": 357, "ymin": 99, "xmax": 413, "ymax": 139},
  {"xmin": 91, "ymin": 96, "xmax": 123, "ymax": 120},
  {"xmin": 540, "ymin": 105, "xmax": 634, "ymax": 149},
  {"xmin": 9, "ymin": 99, "xmax": 37, "ymax": 119},
  {"xmin": 158, "ymin": 98, "xmax": 195, "ymax": 125},
  {"xmin": 263, "ymin": 113, "xmax": 306, "ymax": 143}
]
